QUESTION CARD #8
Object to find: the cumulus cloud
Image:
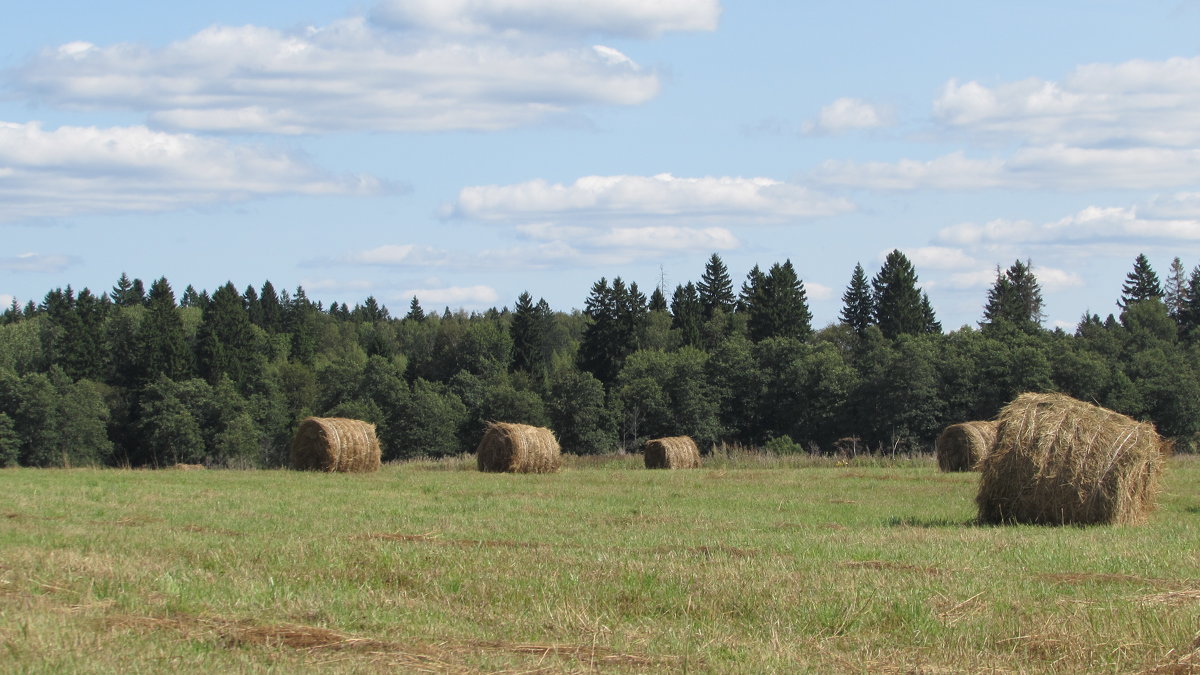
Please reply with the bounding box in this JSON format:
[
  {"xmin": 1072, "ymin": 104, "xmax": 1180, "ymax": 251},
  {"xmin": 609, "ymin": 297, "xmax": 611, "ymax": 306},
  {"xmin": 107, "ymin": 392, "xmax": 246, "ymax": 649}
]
[
  {"xmin": 902, "ymin": 246, "xmax": 982, "ymax": 271},
  {"xmin": 510, "ymin": 222, "xmax": 738, "ymax": 263},
  {"xmin": 935, "ymin": 199, "xmax": 1200, "ymax": 246},
  {"xmin": 934, "ymin": 56, "xmax": 1200, "ymax": 147},
  {"xmin": 339, "ymin": 244, "xmax": 451, "ymax": 266},
  {"xmin": 371, "ymin": 0, "xmax": 721, "ymax": 38},
  {"xmin": 0, "ymin": 252, "xmax": 76, "ymax": 273},
  {"xmin": 400, "ymin": 284, "xmax": 499, "ymax": 307},
  {"xmin": 0, "ymin": 121, "xmax": 382, "ymax": 222},
  {"xmin": 813, "ymin": 146, "xmax": 1200, "ymax": 191},
  {"xmin": 447, "ymin": 173, "xmax": 854, "ymax": 223},
  {"xmin": 803, "ymin": 98, "xmax": 889, "ymax": 135},
  {"xmin": 14, "ymin": 17, "xmax": 662, "ymax": 134}
]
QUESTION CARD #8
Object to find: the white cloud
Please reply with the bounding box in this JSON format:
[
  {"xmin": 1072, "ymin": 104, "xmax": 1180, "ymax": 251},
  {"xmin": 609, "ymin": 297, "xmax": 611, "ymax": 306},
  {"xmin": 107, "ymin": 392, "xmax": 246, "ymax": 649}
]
[
  {"xmin": 340, "ymin": 244, "xmax": 451, "ymax": 266},
  {"xmin": 805, "ymin": 282, "xmax": 833, "ymax": 302},
  {"xmin": 400, "ymin": 285, "xmax": 499, "ymax": 307},
  {"xmin": 512, "ymin": 222, "xmax": 738, "ymax": 262},
  {"xmin": 936, "ymin": 201, "xmax": 1200, "ymax": 246},
  {"xmin": 370, "ymin": 0, "xmax": 721, "ymax": 38},
  {"xmin": 902, "ymin": 246, "xmax": 982, "ymax": 271},
  {"xmin": 0, "ymin": 252, "xmax": 76, "ymax": 273},
  {"xmin": 299, "ymin": 279, "xmax": 377, "ymax": 294},
  {"xmin": 803, "ymin": 98, "xmax": 889, "ymax": 135},
  {"xmin": 15, "ymin": 19, "xmax": 662, "ymax": 134},
  {"xmin": 0, "ymin": 121, "xmax": 381, "ymax": 222},
  {"xmin": 448, "ymin": 173, "xmax": 854, "ymax": 222},
  {"xmin": 0, "ymin": 294, "xmax": 13, "ymax": 308},
  {"xmin": 934, "ymin": 56, "xmax": 1200, "ymax": 147},
  {"xmin": 814, "ymin": 153, "xmax": 1007, "ymax": 190}
]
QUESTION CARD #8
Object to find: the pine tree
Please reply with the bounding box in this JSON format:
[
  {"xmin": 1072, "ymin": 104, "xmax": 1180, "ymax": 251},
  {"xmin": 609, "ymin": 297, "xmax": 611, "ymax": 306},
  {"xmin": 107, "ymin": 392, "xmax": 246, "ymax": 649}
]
[
  {"xmin": 872, "ymin": 250, "xmax": 928, "ymax": 339},
  {"xmin": 405, "ymin": 296, "xmax": 426, "ymax": 322},
  {"xmin": 1164, "ymin": 256, "xmax": 1186, "ymax": 321},
  {"xmin": 697, "ymin": 253, "xmax": 736, "ymax": 318},
  {"xmin": 648, "ymin": 286, "xmax": 668, "ymax": 313},
  {"xmin": 670, "ymin": 282, "xmax": 704, "ymax": 347},
  {"xmin": 1119, "ymin": 254, "xmax": 1163, "ymax": 308},
  {"xmin": 839, "ymin": 262, "xmax": 874, "ymax": 336}
]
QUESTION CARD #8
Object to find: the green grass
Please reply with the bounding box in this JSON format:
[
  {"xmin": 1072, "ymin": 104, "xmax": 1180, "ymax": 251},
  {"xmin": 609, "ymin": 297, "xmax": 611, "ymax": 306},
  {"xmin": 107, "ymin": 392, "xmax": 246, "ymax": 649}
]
[{"xmin": 1, "ymin": 455, "xmax": 1197, "ymax": 673}]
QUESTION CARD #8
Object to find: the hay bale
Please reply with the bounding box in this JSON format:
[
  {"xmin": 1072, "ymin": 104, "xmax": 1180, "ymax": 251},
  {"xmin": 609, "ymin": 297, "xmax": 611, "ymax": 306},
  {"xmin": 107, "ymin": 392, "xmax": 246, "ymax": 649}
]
[
  {"xmin": 476, "ymin": 422, "xmax": 561, "ymax": 474},
  {"xmin": 976, "ymin": 393, "xmax": 1165, "ymax": 526},
  {"xmin": 935, "ymin": 421, "xmax": 997, "ymax": 472},
  {"xmin": 290, "ymin": 417, "xmax": 381, "ymax": 473},
  {"xmin": 644, "ymin": 436, "xmax": 702, "ymax": 469}
]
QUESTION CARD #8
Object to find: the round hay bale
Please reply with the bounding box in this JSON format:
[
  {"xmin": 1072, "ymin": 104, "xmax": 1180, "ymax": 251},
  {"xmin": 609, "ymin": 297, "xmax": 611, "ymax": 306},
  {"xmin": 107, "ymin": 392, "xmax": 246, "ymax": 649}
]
[
  {"xmin": 976, "ymin": 393, "xmax": 1165, "ymax": 526},
  {"xmin": 935, "ymin": 421, "xmax": 997, "ymax": 472},
  {"xmin": 644, "ymin": 436, "xmax": 702, "ymax": 469},
  {"xmin": 476, "ymin": 422, "xmax": 561, "ymax": 474},
  {"xmin": 290, "ymin": 417, "xmax": 382, "ymax": 473}
]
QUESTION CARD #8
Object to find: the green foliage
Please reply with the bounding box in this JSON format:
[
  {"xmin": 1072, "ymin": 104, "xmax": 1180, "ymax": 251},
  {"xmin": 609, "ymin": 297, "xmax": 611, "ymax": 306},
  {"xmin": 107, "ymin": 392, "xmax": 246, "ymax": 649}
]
[
  {"xmin": 546, "ymin": 367, "xmax": 615, "ymax": 454},
  {"xmin": 982, "ymin": 259, "xmax": 1044, "ymax": 331},
  {"xmin": 872, "ymin": 250, "xmax": 932, "ymax": 339},
  {"xmin": 0, "ymin": 412, "xmax": 18, "ymax": 466},
  {"xmin": 391, "ymin": 378, "xmax": 468, "ymax": 458}
]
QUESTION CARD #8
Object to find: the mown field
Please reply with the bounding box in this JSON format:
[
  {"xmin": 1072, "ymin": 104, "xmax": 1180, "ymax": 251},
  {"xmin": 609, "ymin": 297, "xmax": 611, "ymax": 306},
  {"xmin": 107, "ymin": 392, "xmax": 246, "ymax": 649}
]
[{"xmin": 1, "ymin": 454, "xmax": 1197, "ymax": 673}]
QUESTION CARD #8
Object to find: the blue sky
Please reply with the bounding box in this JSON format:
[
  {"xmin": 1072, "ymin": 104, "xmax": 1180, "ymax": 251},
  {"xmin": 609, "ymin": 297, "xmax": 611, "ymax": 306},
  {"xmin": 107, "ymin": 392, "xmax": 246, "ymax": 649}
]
[{"xmin": 3, "ymin": 1, "xmax": 1200, "ymax": 330}]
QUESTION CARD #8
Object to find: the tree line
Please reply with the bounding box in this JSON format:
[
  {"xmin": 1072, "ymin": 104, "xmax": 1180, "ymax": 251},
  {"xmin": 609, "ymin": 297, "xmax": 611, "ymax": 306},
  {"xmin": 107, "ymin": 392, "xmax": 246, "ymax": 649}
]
[{"xmin": 1, "ymin": 251, "xmax": 1197, "ymax": 468}]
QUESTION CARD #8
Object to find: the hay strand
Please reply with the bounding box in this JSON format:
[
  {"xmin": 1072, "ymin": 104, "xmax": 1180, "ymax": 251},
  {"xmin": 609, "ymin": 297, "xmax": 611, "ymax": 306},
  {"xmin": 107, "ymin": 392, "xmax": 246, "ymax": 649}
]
[
  {"xmin": 476, "ymin": 422, "xmax": 562, "ymax": 474},
  {"xmin": 290, "ymin": 417, "xmax": 382, "ymax": 473},
  {"xmin": 644, "ymin": 436, "xmax": 702, "ymax": 469},
  {"xmin": 935, "ymin": 421, "xmax": 997, "ymax": 472},
  {"xmin": 976, "ymin": 393, "xmax": 1165, "ymax": 526}
]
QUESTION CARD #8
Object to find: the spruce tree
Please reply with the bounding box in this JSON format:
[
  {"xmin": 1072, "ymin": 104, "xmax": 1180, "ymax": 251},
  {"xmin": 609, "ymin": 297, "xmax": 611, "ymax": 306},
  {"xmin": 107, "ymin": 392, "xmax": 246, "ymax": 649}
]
[
  {"xmin": 1119, "ymin": 254, "xmax": 1163, "ymax": 308},
  {"xmin": 738, "ymin": 265, "xmax": 765, "ymax": 314},
  {"xmin": 244, "ymin": 285, "xmax": 263, "ymax": 328},
  {"xmin": 697, "ymin": 253, "xmax": 736, "ymax": 318},
  {"xmin": 872, "ymin": 250, "xmax": 927, "ymax": 338},
  {"xmin": 139, "ymin": 277, "xmax": 191, "ymax": 382},
  {"xmin": 259, "ymin": 280, "xmax": 283, "ymax": 333},
  {"xmin": 648, "ymin": 286, "xmax": 669, "ymax": 313},
  {"xmin": 405, "ymin": 296, "xmax": 426, "ymax": 322},
  {"xmin": 195, "ymin": 282, "xmax": 261, "ymax": 388},
  {"xmin": 670, "ymin": 282, "xmax": 704, "ymax": 347},
  {"xmin": 1179, "ymin": 265, "xmax": 1200, "ymax": 339},
  {"xmin": 747, "ymin": 260, "xmax": 812, "ymax": 342},
  {"xmin": 579, "ymin": 277, "xmax": 644, "ymax": 385},
  {"xmin": 1163, "ymin": 256, "xmax": 1186, "ymax": 321},
  {"xmin": 111, "ymin": 273, "xmax": 138, "ymax": 307},
  {"xmin": 983, "ymin": 259, "xmax": 1044, "ymax": 331},
  {"xmin": 510, "ymin": 291, "xmax": 541, "ymax": 374},
  {"xmin": 839, "ymin": 262, "xmax": 873, "ymax": 336}
]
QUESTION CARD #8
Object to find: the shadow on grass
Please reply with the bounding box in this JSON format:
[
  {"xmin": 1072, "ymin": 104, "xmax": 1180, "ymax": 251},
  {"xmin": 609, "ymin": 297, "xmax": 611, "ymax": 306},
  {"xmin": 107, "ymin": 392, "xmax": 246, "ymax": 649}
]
[
  {"xmin": 884, "ymin": 516, "xmax": 978, "ymax": 528},
  {"xmin": 1185, "ymin": 506, "xmax": 1200, "ymax": 515}
]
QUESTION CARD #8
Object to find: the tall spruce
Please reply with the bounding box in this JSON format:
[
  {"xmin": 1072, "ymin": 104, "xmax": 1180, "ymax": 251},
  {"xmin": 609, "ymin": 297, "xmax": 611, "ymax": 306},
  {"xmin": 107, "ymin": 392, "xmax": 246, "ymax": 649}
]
[
  {"xmin": 259, "ymin": 280, "xmax": 283, "ymax": 333},
  {"xmin": 1119, "ymin": 254, "xmax": 1163, "ymax": 308},
  {"xmin": 648, "ymin": 286, "xmax": 669, "ymax": 313},
  {"xmin": 139, "ymin": 277, "xmax": 191, "ymax": 382},
  {"xmin": 872, "ymin": 250, "xmax": 929, "ymax": 338},
  {"xmin": 1164, "ymin": 256, "xmax": 1186, "ymax": 321},
  {"xmin": 737, "ymin": 265, "xmax": 766, "ymax": 314},
  {"xmin": 746, "ymin": 260, "xmax": 812, "ymax": 342},
  {"xmin": 405, "ymin": 296, "xmax": 426, "ymax": 322},
  {"xmin": 983, "ymin": 259, "xmax": 1044, "ymax": 331},
  {"xmin": 510, "ymin": 292, "xmax": 543, "ymax": 374},
  {"xmin": 1179, "ymin": 265, "xmax": 1200, "ymax": 339},
  {"xmin": 195, "ymin": 282, "xmax": 260, "ymax": 387},
  {"xmin": 839, "ymin": 262, "xmax": 874, "ymax": 336},
  {"xmin": 697, "ymin": 253, "xmax": 736, "ymax": 318},
  {"xmin": 670, "ymin": 282, "xmax": 704, "ymax": 347},
  {"xmin": 579, "ymin": 277, "xmax": 646, "ymax": 386}
]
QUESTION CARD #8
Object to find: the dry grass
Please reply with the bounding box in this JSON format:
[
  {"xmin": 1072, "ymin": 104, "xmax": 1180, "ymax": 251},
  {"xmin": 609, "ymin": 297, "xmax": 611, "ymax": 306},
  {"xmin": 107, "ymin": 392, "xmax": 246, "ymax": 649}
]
[
  {"xmin": 475, "ymin": 422, "xmax": 561, "ymax": 474},
  {"xmin": 290, "ymin": 417, "xmax": 381, "ymax": 473},
  {"xmin": 643, "ymin": 436, "xmax": 702, "ymax": 469},
  {"xmin": 977, "ymin": 393, "xmax": 1165, "ymax": 525},
  {"xmin": 935, "ymin": 421, "xmax": 997, "ymax": 472}
]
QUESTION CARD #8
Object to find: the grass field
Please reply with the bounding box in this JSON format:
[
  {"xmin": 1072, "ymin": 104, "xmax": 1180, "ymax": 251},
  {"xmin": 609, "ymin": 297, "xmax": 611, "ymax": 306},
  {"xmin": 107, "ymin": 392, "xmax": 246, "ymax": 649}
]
[{"xmin": 1, "ymin": 453, "xmax": 1197, "ymax": 673}]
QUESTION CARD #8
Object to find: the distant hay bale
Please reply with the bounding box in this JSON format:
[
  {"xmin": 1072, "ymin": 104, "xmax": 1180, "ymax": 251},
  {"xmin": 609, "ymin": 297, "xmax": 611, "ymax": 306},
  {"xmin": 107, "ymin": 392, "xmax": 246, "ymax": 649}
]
[
  {"xmin": 935, "ymin": 421, "xmax": 997, "ymax": 472},
  {"xmin": 290, "ymin": 417, "xmax": 381, "ymax": 473},
  {"xmin": 476, "ymin": 422, "xmax": 561, "ymax": 474},
  {"xmin": 644, "ymin": 436, "xmax": 702, "ymax": 469},
  {"xmin": 170, "ymin": 463, "xmax": 206, "ymax": 471},
  {"xmin": 976, "ymin": 393, "xmax": 1165, "ymax": 526}
]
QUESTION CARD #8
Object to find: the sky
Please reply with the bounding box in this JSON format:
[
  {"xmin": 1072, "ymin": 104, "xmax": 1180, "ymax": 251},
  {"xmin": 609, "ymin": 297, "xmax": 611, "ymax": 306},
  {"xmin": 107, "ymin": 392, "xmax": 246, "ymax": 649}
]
[{"xmin": 3, "ymin": 1, "xmax": 1200, "ymax": 331}]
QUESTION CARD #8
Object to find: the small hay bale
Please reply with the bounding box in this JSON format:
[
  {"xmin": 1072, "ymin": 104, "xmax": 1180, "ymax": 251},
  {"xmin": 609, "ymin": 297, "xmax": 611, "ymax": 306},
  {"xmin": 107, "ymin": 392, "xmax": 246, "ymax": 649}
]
[
  {"xmin": 290, "ymin": 417, "xmax": 381, "ymax": 473},
  {"xmin": 935, "ymin": 421, "xmax": 997, "ymax": 472},
  {"xmin": 644, "ymin": 436, "xmax": 702, "ymax": 469},
  {"xmin": 476, "ymin": 422, "xmax": 561, "ymax": 474},
  {"xmin": 976, "ymin": 393, "xmax": 1165, "ymax": 526}
]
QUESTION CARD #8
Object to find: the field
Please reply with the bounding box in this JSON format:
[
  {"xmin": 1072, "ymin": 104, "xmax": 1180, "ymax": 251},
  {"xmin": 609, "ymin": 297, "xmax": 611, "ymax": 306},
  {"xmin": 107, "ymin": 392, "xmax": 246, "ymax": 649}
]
[{"xmin": 1, "ymin": 454, "xmax": 1197, "ymax": 673}]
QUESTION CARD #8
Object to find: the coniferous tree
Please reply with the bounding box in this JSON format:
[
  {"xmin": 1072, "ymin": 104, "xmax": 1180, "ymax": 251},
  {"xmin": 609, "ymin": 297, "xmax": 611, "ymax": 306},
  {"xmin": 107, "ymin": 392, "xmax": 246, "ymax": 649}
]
[
  {"xmin": 259, "ymin": 280, "xmax": 283, "ymax": 333},
  {"xmin": 1119, "ymin": 254, "xmax": 1163, "ymax": 308},
  {"xmin": 112, "ymin": 273, "xmax": 138, "ymax": 307},
  {"xmin": 179, "ymin": 285, "xmax": 200, "ymax": 308},
  {"xmin": 746, "ymin": 260, "xmax": 812, "ymax": 342},
  {"xmin": 131, "ymin": 278, "xmax": 147, "ymax": 306},
  {"xmin": 698, "ymin": 253, "xmax": 736, "ymax": 318},
  {"xmin": 983, "ymin": 259, "xmax": 1044, "ymax": 331},
  {"xmin": 139, "ymin": 277, "xmax": 191, "ymax": 382},
  {"xmin": 244, "ymin": 285, "xmax": 263, "ymax": 328},
  {"xmin": 1163, "ymin": 256, "xmax": 1186, "ymax": 321},
  {"xmin": 737, "ymin": 265, "xmax": 765, "ymax": 314},
  {"xmin": 579, "ymin": 277, "xmax": 645, "ymax": 386},
  {"xmin": 510, "ymin": 292, "xmax": 542, "ymax": 374},
  {"xmin": 872, "ymin": 250, "xmax": 928, "ymax": 339},
  {"xmin": 648, "ymin": 286, "xmax": 669, "ymax": 313},
  {"xmin": 670, "ymin": 282, "xmax": 704, "ymax": 347},
  {"xmin": 195, "ymin": 282, "xmax": 261, "ymax": 388},
  {"xmin": 2, "ymin": 298, "xmax": 21, "ymax": 325},
  {"xmin": 840, "ymin": 262, "xmax": 874, "ymax": 336},
  {"xmin": 1179, "ymin": 265, "xmax": 1200, "ymax": 339},
  {"xmin": 920, "ymin": 292, "xmax": 942, "ymax": 335},
  {"xmin": 286, "ymin": 286, "xmax": 319, "ymax": 364},
  {"xmin": 405, "ymin": 296, "xmax": 426, "ymax": 322}
]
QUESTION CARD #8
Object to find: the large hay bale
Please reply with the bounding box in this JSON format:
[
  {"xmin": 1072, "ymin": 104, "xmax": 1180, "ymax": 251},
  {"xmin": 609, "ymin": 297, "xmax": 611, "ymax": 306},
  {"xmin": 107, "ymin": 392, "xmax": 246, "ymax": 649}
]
[
  {"xmin": 935, "ymin": 421, "xmax": 997, "ymax": 472},
  {"xmin": 644, "ymin": 436, "xmax": 702, "ymax": 469},
  {"xmin": 976, "ymin": 393, "xmax": 1165, "ymax": 526},
  {"xmin": 476, "ymin": 422, "xmax": 561, "ymax": 474},
  {"xmin": 290, "ymin": 417, "xmax": 382, "ymax": 473}
]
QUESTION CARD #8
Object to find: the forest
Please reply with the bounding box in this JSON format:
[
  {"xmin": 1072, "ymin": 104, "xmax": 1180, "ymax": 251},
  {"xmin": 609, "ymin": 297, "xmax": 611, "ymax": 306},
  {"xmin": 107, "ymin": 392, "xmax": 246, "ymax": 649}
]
[{"xmin": 1, "ymin": 250, "xmax": 1198, "ymax": 468}]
